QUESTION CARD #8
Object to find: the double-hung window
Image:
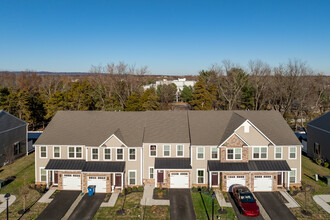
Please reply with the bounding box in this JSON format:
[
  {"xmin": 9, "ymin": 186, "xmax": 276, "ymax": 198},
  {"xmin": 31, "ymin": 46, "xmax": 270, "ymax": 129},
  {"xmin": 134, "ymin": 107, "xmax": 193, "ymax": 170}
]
[
  {"xmin": 129, "ymin": 170, "xmax": 136, "ymax": 185},
  {"xmin": 289, "ymin": 147, "xmax": 296, "ymax": 159},
  {"xmin": 69, "ymin": 147, "xmax": 82, "ymax": 158},
  {"xmin": 163, "ymin": 145, "xmax": 170, "ymax": 157},
  {"xmin": 177, "ymin": 145, "xmax": 184, "ymax": 157},
  {"xmin": 129, "ymin": 149, "xmax": 136, "ymax": 161},
  {"xmin": 53, "ymin": 146, "xmax": 60, "ymax": 158},
  {"xmin": 40, "ymin": 146, "xmax": 47, "ymax": 158},
  {"xmin": 211, "ymin": 147, "xmax": 218, "ymax": 159},
  {"xmin": 117, "ymin": 148, "xmax": 124, "ymax": 160},
  {"xmin": 69, "ymin": 147, "xmax": 75, "ymax": 158},
  {"xmin": 149, "ymin": 167, "xmax": 154, "ymax": 179},
  {"xmin": 197, "ymin": 169, "xmax": 204, "ymax": 184},
  {"xmin": 92, "ymin": 148, "xmax": 99, "ymax": 160},
  {"xmin": 104, "ymin": 148, "xmax": 111, "ymax": 160},
  {"xmin": 150, "ymin": 145, "xmax": 157, "ymax": 157},
  {"xmin": 76, "ymin": 147, "xmax": 82, "ymax": 158},
  {"xmin": 197, "ymin": 147, "xmax": 204, "ymax": 159},
  {"xmin": 275, "ymin": 147, "xmax": 282, "ymax": 159},
  {"xmin": 227, "ymin": 148, "xmax": 241, "ymax": 160},
  {"xmin": 253, "ymin": 147, "xmax": 267, "ymax": 159},
  {"xmin": 290, "ymin": 169, "xmax": 296, "ymax": 183},
  {"xmin": 40, "ymin": 168, "xmax": 47, "ymax": 182}
]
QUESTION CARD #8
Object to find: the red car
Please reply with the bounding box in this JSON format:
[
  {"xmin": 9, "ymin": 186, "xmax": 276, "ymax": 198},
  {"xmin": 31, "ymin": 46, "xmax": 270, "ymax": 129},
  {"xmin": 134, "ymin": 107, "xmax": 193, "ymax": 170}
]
[{"xmin": 232, "ymin": 185, "xmax": 260, "ymax": 216}]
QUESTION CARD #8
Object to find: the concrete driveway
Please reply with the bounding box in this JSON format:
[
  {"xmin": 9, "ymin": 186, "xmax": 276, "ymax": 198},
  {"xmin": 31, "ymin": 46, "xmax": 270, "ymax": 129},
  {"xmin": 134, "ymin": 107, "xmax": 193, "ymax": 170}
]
[
  {"xmin": 68, "ymin": 193, "xmax": 106, "ymax": 220},
  {"xmin": 254, "ymin": 192, "xmax": 297, "ymax": 220},
  {"xmin": 227, "ymin": 192, "xmax": 264, "ymax": 220},
  {"xmin": 37, "ymin": 191, "xmax": 81, "ymax": 220},
  {"xmin": 169, "ymin": 189, "xmax": 196, "ymax": 220}
]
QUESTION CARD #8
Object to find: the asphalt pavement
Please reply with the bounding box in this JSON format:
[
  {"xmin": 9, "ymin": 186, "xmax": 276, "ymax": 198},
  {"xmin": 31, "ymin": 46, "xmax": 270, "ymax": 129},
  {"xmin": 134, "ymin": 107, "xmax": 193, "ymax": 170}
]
[{"xmin": 169, "ymin": 189, "xmax": 196, "ymax": 220}]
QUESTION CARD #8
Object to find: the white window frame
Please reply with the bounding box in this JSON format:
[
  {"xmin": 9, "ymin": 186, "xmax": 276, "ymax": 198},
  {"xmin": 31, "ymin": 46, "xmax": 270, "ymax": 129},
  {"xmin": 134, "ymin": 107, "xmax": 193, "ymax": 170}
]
[
  {"xmin": 210, "ymin": 147, "xmax": 218, "ymax": 160},
  {"xmin": 40, "ymin": 167, "xmax": 47, "ymax": 182},
  {"xmin": 116, "ymin": 148, "xmax": 124, "ymax": 161},
  {"xmin": 290, "ymin": 168, "xmax": 297, "ymax": 183},
  {"xmin": 252, "ymin": 146, "xmax": 268, "ymax": 159},
  {"xmin": 128, "ymin": 148, "xmax": 137, "ymax": 161},
  {"xmin": 176, "ymin": 144, "xmax": 184, "ymax": 157},
  {"xmin": 149, "ymin": 144, "xmax": 157, "ymax": 157},
  {"xmin": 103, "ymin": 148, "xmax": 111, "ymax": 160},
  {"xmin": 91, "ymin": 148, "xmax": 99, "ymax": 161},
  {"xmin": 226, "ymin": 148, "xmax": 242, "ymax": 160},
  {"xmin": 149, "ymin": 167, "xmax": 154, "ymax": 179},
  {"xmin": 128, "ymin": 170, "xmax": 137, "ymax": 185},
  {"xmin": 68, "ymin": 146, "xmax": 75, "ymax": 158},
  {"xmin": 197, "ymin": 169, "xmax": 205, "ymax": 184},
  {"xmin": 76, "ymin": 146, "xmax": 82, "ymax": 158},
  {"xmin": 53, "ymin": 146, "xmax": 61, "ymax": 158},
  {"xmin": 163, "ymin": 144, "xmax": 171, "ymax": 157},
  {"xmin": 196, "ymin": 147, "xmax": 204, "ymax": 160},
  {"xmin": 274, "ymin": 146, "xmax": 282, "ymax": 159},
  {"xmin": 40, "ymin": 146, "xmax": 47, "ymax": 158},
  {"xmin": 289, "ymin": 147, "xmax": 297, "ymax": 159}
]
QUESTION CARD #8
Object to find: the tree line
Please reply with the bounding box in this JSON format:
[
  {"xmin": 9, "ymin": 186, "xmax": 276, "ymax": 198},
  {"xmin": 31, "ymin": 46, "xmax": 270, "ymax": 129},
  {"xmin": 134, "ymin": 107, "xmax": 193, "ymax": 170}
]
[{"xmin": 0, "ymin": 60, "xmax": 329, "ymax": 130}]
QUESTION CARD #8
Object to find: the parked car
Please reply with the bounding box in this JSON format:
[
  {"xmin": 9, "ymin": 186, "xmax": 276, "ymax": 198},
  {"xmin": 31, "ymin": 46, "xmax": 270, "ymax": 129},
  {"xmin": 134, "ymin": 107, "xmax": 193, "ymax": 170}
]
[{"xmin": 232, "ymin": 185, "xmax": 260, "ymax": 216}]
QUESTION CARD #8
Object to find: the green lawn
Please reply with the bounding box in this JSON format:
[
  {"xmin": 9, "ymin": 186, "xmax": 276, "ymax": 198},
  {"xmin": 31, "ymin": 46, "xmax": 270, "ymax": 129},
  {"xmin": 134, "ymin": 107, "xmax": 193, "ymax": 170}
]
[
  {"xmin": 290, "ymin": 155, "xmax": 330, "ymax": 220},
  {"xmin": 93, "ymin": 192, "xmax": 170, "ymax": 219},
  {"xmin": 0, "ymin": 153, "xmax": 48, "ymax": 220},
  {"xmin": 191, "ymin": 192, "xmax": 236, "ymax": 220}
]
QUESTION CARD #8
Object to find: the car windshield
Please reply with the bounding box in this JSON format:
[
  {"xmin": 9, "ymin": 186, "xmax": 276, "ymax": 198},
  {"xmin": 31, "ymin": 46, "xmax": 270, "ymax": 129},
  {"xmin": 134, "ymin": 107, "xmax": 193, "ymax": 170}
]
[{"xmin": 240, "ymin": 193, "xmax": 256, "ymax": 203}]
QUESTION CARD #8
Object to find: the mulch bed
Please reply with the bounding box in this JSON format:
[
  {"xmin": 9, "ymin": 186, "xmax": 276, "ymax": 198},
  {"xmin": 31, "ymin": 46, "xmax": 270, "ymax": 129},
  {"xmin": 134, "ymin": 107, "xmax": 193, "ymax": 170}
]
[{"xmin": 153, "ymin": 188, "xmax": 169, "ymax": 200}]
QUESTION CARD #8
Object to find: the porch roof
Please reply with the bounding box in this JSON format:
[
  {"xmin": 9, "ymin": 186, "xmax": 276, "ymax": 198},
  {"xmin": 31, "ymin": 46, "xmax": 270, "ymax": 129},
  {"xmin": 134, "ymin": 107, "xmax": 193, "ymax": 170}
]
[
  {"xmin": 208, "ymin": 160, "xmax": 291, "ymax": 172},
  {"xmin": 45, "ymin": 159, "xmax": 125, "ymax": 172},
  {"xmin": 155, "ymin": 158, "xmax": 191, "ymax": 169}
]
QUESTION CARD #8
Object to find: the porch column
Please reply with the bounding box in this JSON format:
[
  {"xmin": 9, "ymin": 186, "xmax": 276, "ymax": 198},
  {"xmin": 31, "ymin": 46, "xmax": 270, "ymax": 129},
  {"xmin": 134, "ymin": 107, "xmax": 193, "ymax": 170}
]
[
  {"xmin": 155, "ymin": 169, "xmax": 157, "ymax": 187},
  {"xmin": 121, "ymin": 173, "xmax": 124, "ymax": 189},
  {"xmin": 281, "ymin": 172, "xmax": 284, "ymax": 185},
  {"xmin": 287, "ymin": 171, "xmax": 290, "ymax": 190},
  {"xmin": 209, "ymin": 171, "xmax": 212, "ymax": 189},
  {"xmin": 46, "ymin": 170, "xmax": 49, "ymax": 189}
]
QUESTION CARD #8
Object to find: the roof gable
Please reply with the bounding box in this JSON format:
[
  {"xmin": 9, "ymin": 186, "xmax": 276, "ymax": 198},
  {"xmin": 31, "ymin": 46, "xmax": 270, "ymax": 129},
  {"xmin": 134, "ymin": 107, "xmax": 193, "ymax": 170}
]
[
  {"xmin": 100, "ymin": 133, "xmax": 127, "ymax": 148},
  {"xmin": 0, "ymin": 110, "xmax": 27, "ymax": 133},
  {"xmin": 307, "ymin": 111, "xmax": 330, "ymax": 132}
]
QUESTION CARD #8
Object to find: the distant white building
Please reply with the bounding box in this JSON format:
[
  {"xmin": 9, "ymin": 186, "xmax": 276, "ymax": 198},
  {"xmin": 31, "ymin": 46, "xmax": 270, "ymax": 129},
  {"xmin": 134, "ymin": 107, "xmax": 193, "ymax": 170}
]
[{"xmin": 144, "ymin": 78, "xmax": 196, "ymax": 102}]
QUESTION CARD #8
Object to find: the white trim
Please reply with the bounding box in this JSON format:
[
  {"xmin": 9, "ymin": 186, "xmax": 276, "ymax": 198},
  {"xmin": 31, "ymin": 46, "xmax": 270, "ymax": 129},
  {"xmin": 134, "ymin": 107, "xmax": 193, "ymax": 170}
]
[
  {"xmin": 149, "ymin": 144, "xmax": 157, "ymax": 157},
  {"xmin": 252, "ymin": 146, "xmax": 268, "ymax": 159},
  {"xmin": 234, "ymin": 133, "xmax": 250, "ymax": 147},
  {"xmin": 128, "ymin": 170, "xmax": 137, "ymax": 185},
  {"xmin": 299, "ymin": 149, "xmax": 301, "ymax": 182},
  {"xmin": 196, "ymin": 147, "xmax": 204, "ymax": 160},
  {"xmin": 98, "ymin": 134, "xmax": 128, "ymax": 148},
  {"xmin": 197, "ymin": 169, "xmax": 205, "ymax": 184},
  {"xmin": 244, "ymin": 119, "xmax": 276, "ymax": 146},
  {"xmin": 103, "ymin": 148, "xmax": 112, "ymax": 161},
  {"xmin": 67, "ymin": 146, "xmax": 83, "ymax": 159},
  {"xmin": 289, "ymin": 146, "xmax": 297, "ymax": 159},
  {"xmin": 91, "ymin": 147, "xmax": 99, "ymax": 161},
  {"xmin": 116, "ymin": 148, "xmax": 124, "ymax": 161},
  {"xmin": 176, "ymin": 144, "xmax": 184, "ymax": 157},
  {"xmin": 149, "ymin": 166, "xmax": 154, "ymax": 179},
  {"xmin": 40, "ymin": 146, "xmax": 47, "ymax": 158},
  {"xmin": 274, "ymin": 146, "xmax": 282, "ymax": 160},
  {"xmin": 128, "ymin": 148, "xmax": 137, "ymax": 161},
  {"xmin": 226, "ymin": 148, "xmax": 242, "ymax": 160},
  {"xmin": 210, "ymin": 146, "xmax": 219, "ymax": 160},
  {"xmin": 219, "ymin": 132, "xmax": 249, "ymax": 147},
  {"xmin": 289, "ymin": 168, "xmax": 297, "ymax": 183},
  {"xmin": 53, "ymin": 146, "xmax": 61, "ymax": 158},
  {"xmin": 40, "ymin": 167, "xmax": 47, "ymax": 182},
  {"xmin": 141, "ymin": 147, "xmax": 143, "ymax": 185},
  {"xmin": 35, "ymin": 146, "xmax": 37, "ymax": 183},
  {"xmin": 163, "ymin": 144, "xmax": 171, "ymax": 157},
  {"xmin": 86, "ymin": 147, "xmax": 88, "ymax": 161}
]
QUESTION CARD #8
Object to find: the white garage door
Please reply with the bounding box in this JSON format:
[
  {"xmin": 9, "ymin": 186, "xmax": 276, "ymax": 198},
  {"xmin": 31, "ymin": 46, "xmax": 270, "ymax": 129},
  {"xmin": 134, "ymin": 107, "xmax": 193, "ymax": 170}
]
[
  {"xmin": 87, "ymin": 176, "xmax": 107, "ymax": 193},
  {"xmin": 254, "ymin": 175, "xmax": 273, "ymax": 191},
  {"xmin": 226, "ymin": 175, "xmax": 246, "ymax": 191},
  {"xmin": 170, "ymin": 172, "xmax": 189, "ymax": 188},
  {"xmin": 63, "ymin": 174, "xmax": 81, "ymax": 190}
]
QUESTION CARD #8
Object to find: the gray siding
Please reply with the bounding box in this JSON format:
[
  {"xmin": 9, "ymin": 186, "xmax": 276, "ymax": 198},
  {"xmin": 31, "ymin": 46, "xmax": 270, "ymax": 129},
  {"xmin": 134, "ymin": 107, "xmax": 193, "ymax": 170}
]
[{"xmin": 307, "ymin": 125, "xmax": 330, "ymax": 162}]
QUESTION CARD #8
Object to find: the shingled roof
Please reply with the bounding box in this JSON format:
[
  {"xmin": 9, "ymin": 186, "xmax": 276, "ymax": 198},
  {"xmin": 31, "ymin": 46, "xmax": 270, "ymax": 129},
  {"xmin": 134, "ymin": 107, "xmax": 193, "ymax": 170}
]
[
  {"xmin": 307, "ymin": 111, "xmax": 330, "ymax": 132},
  {"xmin": 0, "ymin": 110, "xmax": 28, "ymax": 132}
]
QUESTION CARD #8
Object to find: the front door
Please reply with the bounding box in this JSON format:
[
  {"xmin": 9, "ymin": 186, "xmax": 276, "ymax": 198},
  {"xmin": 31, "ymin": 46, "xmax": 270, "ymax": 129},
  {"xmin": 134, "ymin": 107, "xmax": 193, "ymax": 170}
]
[
  {"xmin": 54, "ymin": 171, "xmax": 58, "ymax": 184},
  {"xmin": 212, "ymin": 173, "xmax": 218, "ymax": 186},
  {"xmin": 115, "ymin": 174, "xmax": 121, "ymax": 187},
  {"xmin": 278, "ymin": 172, "xmax": 282, "ymax": 185},
  {"xmin": 157, "ymin": 170, "xmax": 164, "ymax": 183}
]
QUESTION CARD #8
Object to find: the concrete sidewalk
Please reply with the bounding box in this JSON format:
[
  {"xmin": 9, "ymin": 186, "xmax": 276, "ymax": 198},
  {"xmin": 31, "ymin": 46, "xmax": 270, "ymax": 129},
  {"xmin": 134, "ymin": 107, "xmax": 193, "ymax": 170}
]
[
  {"xmin": 279, "ymin": 190, "xmax": 300, "ymax": 208},
  {"xmin": 101, "ymin": 192, "xmax": 119, "ymax": 207},
  {"xmin": 313, "ymin": 194, "xmax": 330, "ymax": 214},
  {"xmin": 37, "ymin": 188, "xmax": 56, "ymax": 203},
  {"xmin": 140, "ymin": 184, "xmax": 170, "ymax": 206},
  {"xmin": 215, "ymin": 190, "xmax": 232, "ymax": 207},
  {"xmin": 0, "ymin": 194, "xmax": 16, "ymax": 214}
]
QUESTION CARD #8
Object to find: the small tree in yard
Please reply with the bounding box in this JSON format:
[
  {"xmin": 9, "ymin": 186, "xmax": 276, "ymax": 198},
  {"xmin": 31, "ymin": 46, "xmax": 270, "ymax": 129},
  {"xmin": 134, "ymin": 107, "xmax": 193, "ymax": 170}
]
[{"xmin": 19, "ymin": 176, "xmax": 30, "ymax": 213}]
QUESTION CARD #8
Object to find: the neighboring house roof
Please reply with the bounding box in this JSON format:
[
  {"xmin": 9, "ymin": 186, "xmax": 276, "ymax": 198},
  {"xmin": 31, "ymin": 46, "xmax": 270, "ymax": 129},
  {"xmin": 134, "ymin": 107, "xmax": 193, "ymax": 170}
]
[
  {"xmin": 28, "ymin": 131, "xmax": 43, "ymax": 140},
  {"xmin": 0, "ymin": 110, "xmax": 27, "ymax": 133},
  {"xmin": 45, "ymin": 159, "xmax": 125, "ymax": 172},
  {"xmin": 307, "ymin": 111, "xmax": 330, "ymax": 132},
  {"xmin": 208, "ymin": 160, "xmax": 291, "ymax": 172},
  {"xmin": 36, "ymin": 110, "xmax": 300, "ymax": 147},
  {"xmin": 154, "ymin": 158, "xmax": 192, "ymax": 169}
]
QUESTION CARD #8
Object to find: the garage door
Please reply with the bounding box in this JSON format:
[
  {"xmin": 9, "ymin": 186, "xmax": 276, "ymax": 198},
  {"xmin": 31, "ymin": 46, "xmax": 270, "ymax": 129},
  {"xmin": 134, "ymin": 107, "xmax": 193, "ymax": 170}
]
[
  {"xmin": 63, "ymin": 174, "xmax": 81, "ymax": 190},
  {"xmin": 87, "ymin": 176, "xmax": 107, "ymax": 193},
  {"xmin": 226, "ymin": 175, "xmax": 246, "ymax": 191},
  {"xmin": 254, "ymin": 175, "xmax": 273, "ymax": 191},
  {"xmin": 170, "ymin": 172, "xmax": 189, "ymax": 188}
]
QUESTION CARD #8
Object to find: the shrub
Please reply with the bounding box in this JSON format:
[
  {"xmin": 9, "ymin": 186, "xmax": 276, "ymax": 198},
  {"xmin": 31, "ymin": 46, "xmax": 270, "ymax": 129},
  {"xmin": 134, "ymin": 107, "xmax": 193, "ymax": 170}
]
[
  {"xmin": 202, "ymin": 186, "xmax": 207, "ymax": 192},
  {"xmin": 209, "ymin": 189, "xmax": 214, "ymax": 195},
  {"xmin": 314, "ymin": 158, "xmax": 323, "ymax": 166},
  {"xmin": 126, "ymin": 187, "xmax": 132, "ymax": 192},
  {"xmin": 192, "ymin": 187, "xmax": 198, "ymax": 192},
  {"xmin": 324, "ymin": 162, "xmax": 329, "ymax": 168},
  {"xmin": 132, "ymin": 186, "xmax": 138, "ymax": 192},
  {"xmin": 138, "ymin": 186, "xmax": 144, "ymax": 192}
]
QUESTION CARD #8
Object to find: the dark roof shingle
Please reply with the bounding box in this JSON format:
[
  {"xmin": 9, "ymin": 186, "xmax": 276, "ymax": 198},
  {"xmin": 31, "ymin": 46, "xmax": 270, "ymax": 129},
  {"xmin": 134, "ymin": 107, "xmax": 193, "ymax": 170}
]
[{"xmin": 208, "ymin": 160, "xmax": 291, "ymax": 172}]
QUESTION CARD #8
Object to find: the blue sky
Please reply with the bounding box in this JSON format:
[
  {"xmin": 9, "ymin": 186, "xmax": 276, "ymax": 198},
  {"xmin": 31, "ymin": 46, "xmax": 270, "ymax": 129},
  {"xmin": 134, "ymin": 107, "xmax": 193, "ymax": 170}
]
[{"xmin": 0, "ymin": 0, "xmax": 329, "ymax": 75}]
